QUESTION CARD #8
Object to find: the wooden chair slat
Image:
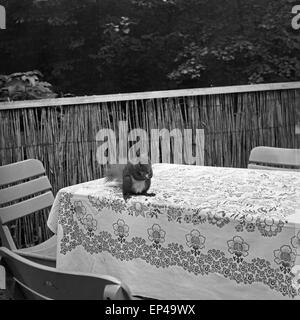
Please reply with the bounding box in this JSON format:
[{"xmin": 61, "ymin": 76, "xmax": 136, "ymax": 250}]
[
  {"xmin": 0, "ymin": 159, "xmax": 45, "ymax": 187},
  {"xmin": 0, "ymin": 176, "xmax": 52, "ymax": 205},
  {"xmin": 0, "ymin": 191, "xmax": 54, "ymax": 225},
  {"xmin": 0, "ymin": 247, "xmax": 133, "ymax": 300},
  {"xmin": 0, "ymin": 159, "xmax": 57, "ymax": 267},
  {"xmin": 248, "ymin": 147, "xmax": 300, "ymax": 168}
]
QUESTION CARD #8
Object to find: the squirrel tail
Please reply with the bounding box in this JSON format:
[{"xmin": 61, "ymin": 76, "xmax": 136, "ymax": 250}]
[{"xmin": 104, "ymin": 164, "xmax": 126, "ymax": 186}]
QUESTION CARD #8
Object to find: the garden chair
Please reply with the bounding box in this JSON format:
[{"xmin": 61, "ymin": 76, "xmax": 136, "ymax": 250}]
[
  {"xmin": 0, "ymin": 247, "xmax": 133, "ymax": 300},
  {"xmin": 248, "ymin": 146, "xmax": 300, "ymax": 171},
  {"xmin": 0, "ymin": 159, "xmax": 56, "ymax": 267}
]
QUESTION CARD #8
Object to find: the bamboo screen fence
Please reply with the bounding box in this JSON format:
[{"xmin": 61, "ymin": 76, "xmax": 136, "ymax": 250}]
[{"xmin": 0, "ymin": 82, "xmax": 300, "ymax": 248}]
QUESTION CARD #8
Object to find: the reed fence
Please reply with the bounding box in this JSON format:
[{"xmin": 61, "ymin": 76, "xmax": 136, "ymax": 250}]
[{"xmin": 0, "ymin": 82, "xmax": 300, "ymax": 248}]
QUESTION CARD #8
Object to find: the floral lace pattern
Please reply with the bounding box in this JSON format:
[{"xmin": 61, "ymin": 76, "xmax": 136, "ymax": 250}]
[
  {"xmin": 48, "ymin": 164, "xmax": 300, "ymax": 299},
  {"xmin": 57, "ymin": 190, "xmax": 298, "ymax": 298},
  {"xmin": 57, "ymin": 164, "xmax": 299, "ymax": 237}
]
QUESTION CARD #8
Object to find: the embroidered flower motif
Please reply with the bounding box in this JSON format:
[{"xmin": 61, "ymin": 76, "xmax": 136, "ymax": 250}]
[
  {"xmin": 184, "ymin": 214, "xmax": 192, "ymax": 223},
  {"xmin": 147, "ymin": 207, "xmax": 163, "ymax": 219},
  {"xmin": 82, "ymin": 214, "xmax": 97, "ymax": 235},
  {"xmin": 191, "ymin": 213, "xmax": 206, "ymax": 225},
  {"xmin": 134, "ymin": 202, "xmax": 144, "ymax": 212},
  {"xmin": 267, "ymin": 278, "xmax": 277, "ymax": 289},
  {"xmin": 207, "ymin": 211, "xmax": 230, "ymax": 228},
  {"xmin": 113, "ymin": 219, "xmax": 129, "ymax": 243},
  {"xmin": 73, "ymin": 200, "xmax": 87, "ymax": 221},
  {"xmin": 128, "ymin": 201, "xmax": 148, "ymax": 217},
  {"xmin": 148, "ymin": 224, "xmax": 166, "ymax": 249},
  {"xmin": 223, "ymin": 268, "xmax": 231, "ymax": 278},
  {"xmin": 227, "ymin": 236, "xmax": 249, "ymax": 263},
  {"xmin": 234, "ymin": 214, "xmax": 256, "ymax": 233},
  {"xmin": 167, "ymin": 207, "xmax": 182, "ymax": 223},
  {"xmin": 235, "ymin": 223, "xmax": 244, "ymax": 232},
  {"xmin": 274, "ymin": 245, "xmax": 296, "ymax": 273},
  {"xmin": 186, "ymin": 230, "xmax": 206, "ymax": 256},
  {"xmin": 233, "ymin": 272, "xmax": 243, "ymax": 284},
  {"xmin": 253, "ymin": 257, "xmax": 269, "ymax": 269},
  {"xmin": 291, "ymin": 231, "xmax": 300, "ymax": 250},
  {"xmin": 245, "ymin": 223, "xmax": 255, "ymax": 232},
  {"xmin": 132, "ymin": 236, "xmax": 145, "ymax": 247},
  {"xmin": 245, "ymin": 273, "xmax": 255, "ymax": 284},
  {"xmin": 112, "ymin": 199, "xmax": 127, "ymax": 214},
  {"xmin": 88, "ymin": 195, "xmax": 105, "ymax": 212},
  {"xmin": 280, "ymin": 284, "xmax": 289, "ymax": 296},
  {"xmin": 209, "ymin": 249, "xmax": 223, "ymax": 260},
  {"xmin": 256, "ymin": 218, "xmax": 284, "ymax": 237}
]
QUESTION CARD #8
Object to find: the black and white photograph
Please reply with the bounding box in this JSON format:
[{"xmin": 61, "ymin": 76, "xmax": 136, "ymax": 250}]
[{"xmin": 0, "ymin": 0, "xmax": 300, "ymax": 305}]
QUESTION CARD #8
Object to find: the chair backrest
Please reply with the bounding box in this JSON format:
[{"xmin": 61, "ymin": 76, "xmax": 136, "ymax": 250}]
[
  {"xmin": 0, "ymin": 159, "xmax": 54, "ymax": 250},
  {"xmin": 0, "ymin": 247, "xmax": 133, "ymax": 300},
  {"xmin": 248, "ymin": 147, "xmax": 300, "ymax": 171}
]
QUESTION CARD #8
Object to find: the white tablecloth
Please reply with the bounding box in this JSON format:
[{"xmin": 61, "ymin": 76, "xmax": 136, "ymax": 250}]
[{"xmin": 47, "ymin": 164, "xmax": 300, "ymax": 299}]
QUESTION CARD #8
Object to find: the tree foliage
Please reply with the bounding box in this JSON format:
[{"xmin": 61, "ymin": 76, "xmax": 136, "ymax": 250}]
[
  {"xmin": 0, "ymin": 70, "xmax": 57, "ymax": 101},
  {"xmin": 0, "ymin": 0, "xmax": 299, "ymax": 95}
]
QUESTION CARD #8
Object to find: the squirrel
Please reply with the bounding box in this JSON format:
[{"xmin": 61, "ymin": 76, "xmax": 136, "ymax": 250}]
[{"xmin": 104, "ymin": 161, "xmax": 155, "ymax": 201}]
